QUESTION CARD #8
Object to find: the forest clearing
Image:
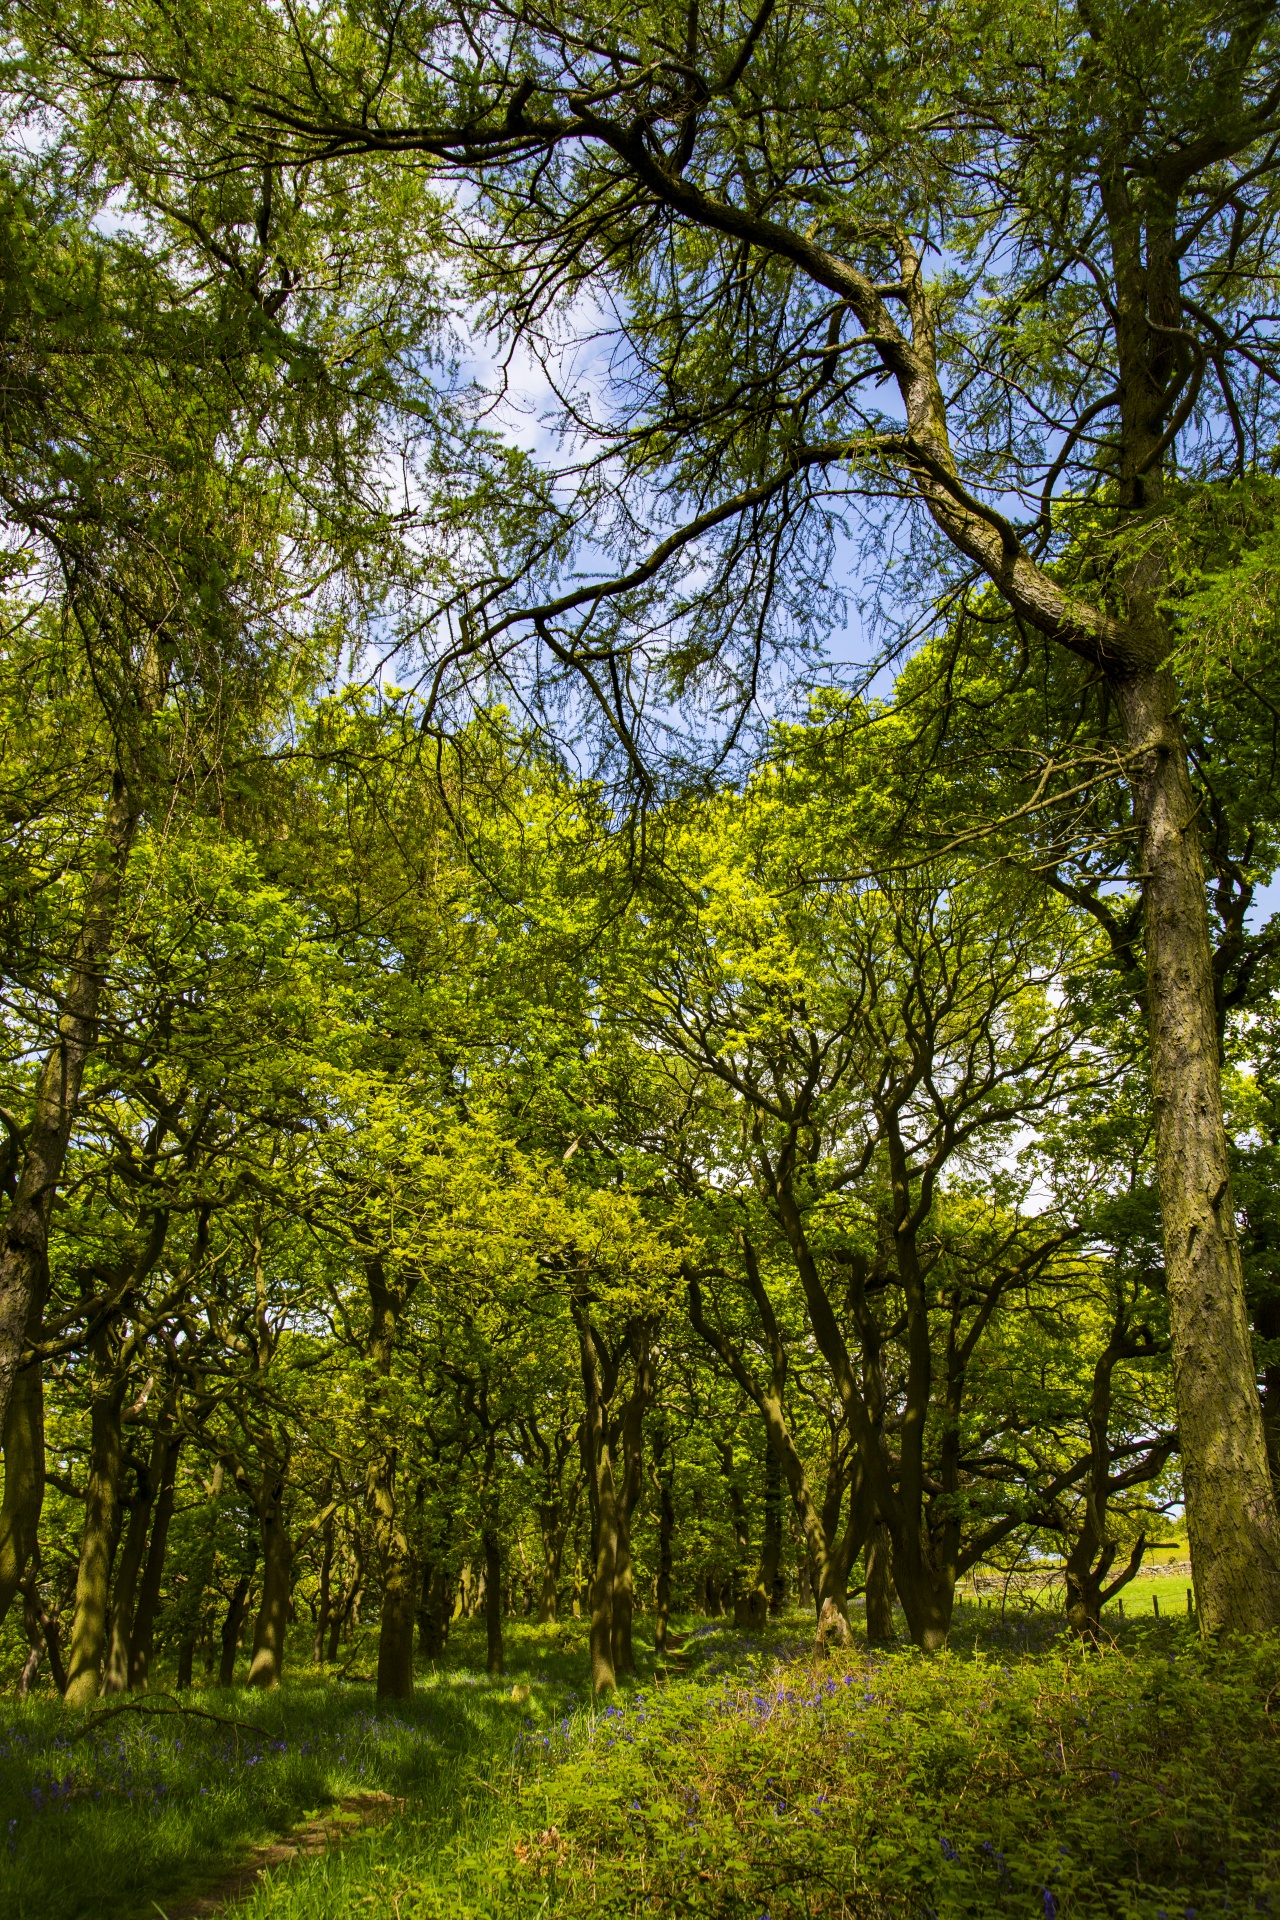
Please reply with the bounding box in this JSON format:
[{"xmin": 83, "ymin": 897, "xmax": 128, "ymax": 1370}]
[{"xmin": 5, "ymin": 1, "xmax": 1280, "ymax": 1916}]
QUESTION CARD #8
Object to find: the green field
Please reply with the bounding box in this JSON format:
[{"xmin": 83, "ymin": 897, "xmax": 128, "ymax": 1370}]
[{"xmin": 2, "ymin": 1609, "xmax": 1277, "ymax": 1920}]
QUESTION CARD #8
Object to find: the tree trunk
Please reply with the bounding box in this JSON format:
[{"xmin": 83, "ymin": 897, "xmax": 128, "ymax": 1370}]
[
  {"xmin": 762, "ymin": 1439, "xmax": 785, "ymax": 1615},
  {"xmin": 247, "ymin": 1472, "xmax": 291, "ymax": 1688},
  {"xmin": 797, "ymin": 1538, "xmax": 813, "ymax": 1610},
  {"xmin": 653, "ymin": 1436, "xmax": 675, "ymax": 1656},
  {"xmin": 218, "ymin": 1570, "xmax": 253, "ymax": 1686},
  {"xmin": 1117, "ymin": 667, "xmax": 1280, "ymax": 1632},
  {"xmin": 483, "ymin": 1526, "xmax": 504, "ymax": 1676},
  {"xmin": 376, "ymin": 1533, "xmax": 417, "ymax": 1698},
  {"xmin": 610, "ymin": 1322, "xmax": 654, "ymax": 1674},
  {"xmin": 535, "ymin": 1485, "xmax": 574, "ymax": 1623},
  {"xmin": 21, "ymin": 1557, "xmax": 66, "ymax": 1695},
  {"xmin": 739, "ymin": 1438, "xmax": 784, "ymax": 1630},
  {"xmin": 573, "ymin": 1295, "xmax": 619, "ymax": 1694},
  {"xmin": 129, "ymin": 1435, "xmax": 179, "ymax": 1691},
  {"xmin": 313, "ymin": 1507, "xmax": 335, "ymax": 1665},
  {"xmin": 0, "ymin": 775, "xmax": 136, "ymax": 1441},
  {"xmin": 1257, "ymin": 1292, "xmax": 1280, "ymax": 1495},
  {"xmin": 362, "ymin": 1255, "xmax": 422, "ymax": 1700},
  {"xmin": 0, "ymin": 1294, "xmax": 45, "ymax": 1625},
  {"xmin": 328, "ymin": 1534, "xmax": 364, "ymax": 1659},
  {"xmin": 18, "ymin": 1581, "xmax": 45, "ymax": 1695},
  {"xmin": 888, "ymin": 1549, "xmax": 953, "ymax": 1652},
  {"xmin": 418, "ymin": 1564, "xmax": 451, "ymax": 1658},
  {"xmin": 370, "ymin": 1441, "xmax": 417, "ymax": 1701},
  {"xmin": 63, "ymin": 1370, "xmax": 127, "ymax": 1706},
  {"xmin": 172, "ymin": 1462, "xmax": 223, "ymax": 1691},
  {"xmin": 587, "ymin": 1463, "xmax": 618, "ymax": 1690},
  {"xmin": 611, "ymin": 1502, "xmax": 636, "ymax": 1673},
  {"xmin": 102, "ymin": 1441, "xmax": 160, "ymax": 1694},
  {"xmin": 865, "ymin": 1520, "xmax": 896, "ymax": 1644}
]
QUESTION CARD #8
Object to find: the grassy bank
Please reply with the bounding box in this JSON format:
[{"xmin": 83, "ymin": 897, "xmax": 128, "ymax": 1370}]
[{"xmin": 2, "ymin": 1611, "xmax": 1277, "ymax": 1919}]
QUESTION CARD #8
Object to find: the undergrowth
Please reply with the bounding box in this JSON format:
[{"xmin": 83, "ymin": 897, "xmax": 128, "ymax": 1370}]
[{"xmin": 1, "ymin": 1612, "xmax": 1277, "ymax": 1920}]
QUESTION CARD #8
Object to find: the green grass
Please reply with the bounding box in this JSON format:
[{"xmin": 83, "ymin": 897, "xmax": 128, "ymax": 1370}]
[
  {"xmin": 1106, "ymin": 1573, "xmax": 1198, "ymax": 1619},
  {"xmin": 0, "ymin": 1620, "xmax": 591, "ymax": 1920},
  {"xmin": 2, "ymin": 1610, "xmax": 1278, "ymax": 1920}
]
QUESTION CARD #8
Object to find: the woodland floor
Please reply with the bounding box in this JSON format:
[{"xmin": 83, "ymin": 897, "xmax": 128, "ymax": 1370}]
[{"xmin": 0, "ymin": 1604, "xmax": 1277, "ymax": 1920}]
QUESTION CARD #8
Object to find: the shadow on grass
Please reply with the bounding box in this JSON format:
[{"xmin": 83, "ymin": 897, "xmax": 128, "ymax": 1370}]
[
  {"xmin": 0, "ymin": 1619, "xmax": 593, "ymax": 1920},
  {"xmin": 3, "ymin": 1608, "xmax": 1275, "ymax": 1920}
]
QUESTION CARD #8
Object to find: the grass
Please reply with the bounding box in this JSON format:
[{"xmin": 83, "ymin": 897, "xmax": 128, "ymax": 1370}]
[
  {"xmin": 2, "ymin": 1607, "xmax": 1277, "ymax": 1920},
  {"xmin": 0, "ymin": 1622, "xmax": 586, "ymax": 1920}
]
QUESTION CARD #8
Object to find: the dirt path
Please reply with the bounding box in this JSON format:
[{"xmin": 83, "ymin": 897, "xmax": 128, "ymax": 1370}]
[{"xmin": 149, "ymin": 1791, "xmax": 404, "ymax": 1918}]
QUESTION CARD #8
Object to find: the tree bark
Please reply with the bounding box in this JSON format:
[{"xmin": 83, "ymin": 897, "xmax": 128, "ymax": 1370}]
[
  {"xmin": 865, "ymin": 1520, "xmax": 896, "ymax": 1644},
  {"xmin": 376, "ymin": 1529, "xmax": 417, "ymax": 1697},
  {"xmin": 761, "ymin": 1438, "xmax": 785, "ymax": 1616},
  {"xmin": 0, "ymin": 775, "xmax": 136, "ymax": 1441},
  {"xmin": 483, "ymin": 1525, "xmax": 504, "ymax": 1676},
  {"xmin": 218, "ymin": 1568, "xmax": 253, "ymax": 1686},
  {"xmin": 247, "ymin": 1467, "xmax": 291, "ymax": 1688},
  {"xmin": 1258, "ymin": 1293, "xmax": 1280, "ymax": 1494},
  {"xmin": 63, "ymin": 1362, "xmax": 127, "ymax": 1706},
  {"xmin": 102, "ymin": 1438, "xmax": 161, "ymax": 1694},
  {"xmin": 652, "ymin": 1425, "xmax": 675, "ymax": 1655},
  {"xmin": 536, "ymin": 1523, "xmax": 562, "ymax": 1623},
  {"xmin": 0, "ymin": 1289, "xmax": 46, "ymax": 1626},
  {"xmin": 129, "ymin": 1433, "xmax": 179, "ymax": 1691},
  {"xmin": 610, "ymin": 1321, "xmax": 654, "ymax": 1674},
  {"xmin": 573, "ymin": 1294, "xmax": 619, "ymax": 1694},
  {"xmin": 1116, "ymin": 667, "xmax": 1280, "ymax": 1631},
  {"xmin": 363, "ymin": 1256, "xmax": 421, "ymax": 1701},
  {"xmin": 313, "ymin": 1506, "xmax": 335, "ymax": 1665},
  {"xmin": 418, "ymin": 1563, "xmax": 451, "ymax": 1658},
  {"xmin": 327, "ymin": 1531, "xmax": 364, "ymax": 1658},
  {"xmin": 21, "ymin": 1554, "xmax": 66, "ymax": 1694}
]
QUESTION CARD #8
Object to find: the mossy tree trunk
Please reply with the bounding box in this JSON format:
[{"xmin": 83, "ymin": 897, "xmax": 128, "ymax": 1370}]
[
  {"xmin": 63, "ymin": 1356, "xmax": 128, "ymax": 1706},
  {"xmin": 0, "ymin": 1284, "xmax": 46, "ymax": 1627}
]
